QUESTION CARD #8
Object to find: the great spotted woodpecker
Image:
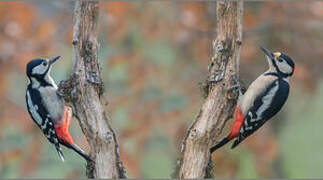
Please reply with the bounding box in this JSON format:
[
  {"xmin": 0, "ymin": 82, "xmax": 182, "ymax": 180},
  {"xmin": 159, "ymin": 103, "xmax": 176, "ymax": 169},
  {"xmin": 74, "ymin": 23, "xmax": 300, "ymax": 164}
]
[
  {"xmin": 210, "ymin": 47, "xmax": 295, "ymax": 153},
  {"xmin": 25, "ymin": 56, "xmax": 91, "ymax": 161}
]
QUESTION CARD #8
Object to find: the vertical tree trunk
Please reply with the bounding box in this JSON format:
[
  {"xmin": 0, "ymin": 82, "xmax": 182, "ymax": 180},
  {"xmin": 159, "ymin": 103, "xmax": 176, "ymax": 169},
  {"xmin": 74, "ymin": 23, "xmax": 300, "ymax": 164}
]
[
  {"xmin": 177, "ymin": 1, "xmax": 243, "ymax": 178},
  {"xmin": 58, "ymin": 1, "xmax": 125, "ymax": 178}
]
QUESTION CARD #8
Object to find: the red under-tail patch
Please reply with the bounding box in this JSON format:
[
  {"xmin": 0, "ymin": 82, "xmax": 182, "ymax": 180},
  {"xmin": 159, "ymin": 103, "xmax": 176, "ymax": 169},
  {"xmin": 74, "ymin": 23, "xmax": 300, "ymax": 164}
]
[
  {"xmin": 228, "ymin": 105, "xmax": 244, "ymax": 140},
  {"xmin": 55, "ymin": 106, "xmax": 74, "ymax": 145}
]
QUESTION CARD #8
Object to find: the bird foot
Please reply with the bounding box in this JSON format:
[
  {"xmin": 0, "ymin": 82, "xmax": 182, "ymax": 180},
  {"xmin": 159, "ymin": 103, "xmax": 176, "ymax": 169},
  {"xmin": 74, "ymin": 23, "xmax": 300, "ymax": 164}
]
[{"xmin": 224, "ymin": 75, "xmax": 244, "ymax": 100}]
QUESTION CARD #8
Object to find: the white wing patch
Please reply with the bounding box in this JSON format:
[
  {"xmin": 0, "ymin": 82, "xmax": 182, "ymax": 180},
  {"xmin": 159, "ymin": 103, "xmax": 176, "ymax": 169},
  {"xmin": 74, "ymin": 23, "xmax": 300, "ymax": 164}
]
[
  {"xmin": 26, "ymin": 91, "xmax": 43, "ymax": 125},
  {"xmin": 41, "ymin": 118, "xmax": 49, "ymax": 129},
  {"xmin": 240, "ymin": 128, "xmax": 244, "ymax": 134},
  {"xmin": 256, "ymin": 80, "xmax": 279, "ymax": 120}
]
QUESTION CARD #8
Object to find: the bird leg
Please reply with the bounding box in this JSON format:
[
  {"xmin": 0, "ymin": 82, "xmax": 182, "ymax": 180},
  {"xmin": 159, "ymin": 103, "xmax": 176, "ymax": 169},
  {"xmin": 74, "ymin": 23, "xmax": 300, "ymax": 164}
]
[{"xmin": 224, "ymin": 75, "xmax": 244, "ymax": 100}]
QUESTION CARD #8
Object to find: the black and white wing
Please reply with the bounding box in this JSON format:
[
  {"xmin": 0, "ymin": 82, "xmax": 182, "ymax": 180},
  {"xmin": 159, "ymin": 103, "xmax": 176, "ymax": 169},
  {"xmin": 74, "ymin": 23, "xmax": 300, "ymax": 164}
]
[
  {"xmin": 231, "ymin": 79, "xmax": 289, "ymax": 148},
  {"xmin": 26, "ymin": 85, "xmax": 64, "ymax": 161}
]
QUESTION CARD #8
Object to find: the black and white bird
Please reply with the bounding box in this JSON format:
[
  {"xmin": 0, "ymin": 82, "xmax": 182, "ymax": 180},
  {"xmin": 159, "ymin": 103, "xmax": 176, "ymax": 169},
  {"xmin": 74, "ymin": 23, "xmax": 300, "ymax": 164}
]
[
  {"xmin": 210, "ymin": 47, "xmax": 295, "ymax": 153},
  {"xmin": 25, "ymin": 56, "xmax": 91, "ymax": 161}
]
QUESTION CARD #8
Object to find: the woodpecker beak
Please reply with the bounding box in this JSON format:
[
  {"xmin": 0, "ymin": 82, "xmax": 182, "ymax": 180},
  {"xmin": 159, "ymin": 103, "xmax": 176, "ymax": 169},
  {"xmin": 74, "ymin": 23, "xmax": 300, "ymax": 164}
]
[
  {"xmin": 260, "ymin": 47, "xmax": 274, "ymax": 60},
  {"xmin": 49, "ymin": 56, "xmax": 61, "ymax": 65}
]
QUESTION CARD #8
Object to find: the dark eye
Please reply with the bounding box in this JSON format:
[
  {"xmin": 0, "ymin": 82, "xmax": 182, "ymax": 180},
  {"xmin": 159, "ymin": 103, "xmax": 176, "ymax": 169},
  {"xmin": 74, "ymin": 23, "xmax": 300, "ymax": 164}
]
[
  {"xmin": 278, "ymin": 58, "xmax": 283, "ymax": 63},
  {"xmin": 42, "ymin": 61, "xmax": 48, "ymax": 66}
]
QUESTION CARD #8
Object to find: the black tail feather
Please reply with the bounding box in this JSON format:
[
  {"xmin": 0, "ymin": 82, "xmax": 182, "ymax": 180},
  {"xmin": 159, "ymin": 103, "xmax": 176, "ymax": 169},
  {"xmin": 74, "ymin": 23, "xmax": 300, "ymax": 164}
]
[
  {"xmin": 56, "ymin": 146, "xmax": 65, "ymax": 162},
  {"xmin": 60, "ymin": 140, "xmax": 92, "ymax": 162},
  {"xmin": 210, "ymin": 136, "xmax": 230, "ymax": 153},
  {"xmin": 69, "ymin": 144, "xmax": 93, "ymax": 162},
  {"xmin": 231, "ymin": 138, "xmax": 242, "ymax": 149}
]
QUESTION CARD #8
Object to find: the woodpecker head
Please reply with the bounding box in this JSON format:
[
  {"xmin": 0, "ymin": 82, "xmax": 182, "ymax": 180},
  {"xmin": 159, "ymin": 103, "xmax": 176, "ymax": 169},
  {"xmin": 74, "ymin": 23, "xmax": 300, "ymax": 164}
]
[
  {"xmin": 26, "ymin": 56, "xmax": 60, "ymax": 86},
  {"xmin": 260, "ymin": 47, "xmax": 295, "ymax": 77}
]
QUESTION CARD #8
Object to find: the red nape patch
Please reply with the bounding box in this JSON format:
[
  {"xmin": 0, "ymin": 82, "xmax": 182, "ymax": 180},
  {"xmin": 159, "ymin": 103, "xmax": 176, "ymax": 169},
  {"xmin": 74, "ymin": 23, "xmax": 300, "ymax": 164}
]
[
  {"xmin": 292, "ymin": 67, "xmax": 295, "ymax": 74},
  {"xmin": 227, "ymin": 105, "xmax": 244, "ymax": 140},
  {"xmin": 55, "ymin": 106, "xmax": 74, "ymax": 145}
]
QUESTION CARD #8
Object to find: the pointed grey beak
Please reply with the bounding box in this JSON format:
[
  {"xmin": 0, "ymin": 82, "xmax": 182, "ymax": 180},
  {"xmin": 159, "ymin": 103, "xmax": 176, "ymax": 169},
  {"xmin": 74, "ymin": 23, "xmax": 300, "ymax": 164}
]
[
  {"xmin": 49, "ymin": 56, "xmax": 61, "ymax": 65},
  {"xmin": 260, "ymin": 47, "xmax": 274, "ymax": 59}
]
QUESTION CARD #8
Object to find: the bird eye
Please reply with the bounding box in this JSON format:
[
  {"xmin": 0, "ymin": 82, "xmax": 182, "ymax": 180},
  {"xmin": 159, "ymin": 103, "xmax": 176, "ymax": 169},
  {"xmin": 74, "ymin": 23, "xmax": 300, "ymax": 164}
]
[
  {"xmin": 278, "ymin": 58, "xmax": 283, "ymax": 63},
  {"xmin": 42, "ymin": 61, "xmax": 48, "ymax": 66}
]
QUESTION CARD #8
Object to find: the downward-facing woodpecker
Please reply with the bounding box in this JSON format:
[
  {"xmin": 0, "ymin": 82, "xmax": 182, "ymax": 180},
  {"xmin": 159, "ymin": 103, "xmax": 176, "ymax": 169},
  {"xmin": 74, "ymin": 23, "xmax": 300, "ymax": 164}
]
[
  {"xmin": 25, "ymin": 56, "xmax": 91, "ymax": 161},
  {"xmin": 210, "ymin": 47, "xmax": 295, "ymax": 153}
]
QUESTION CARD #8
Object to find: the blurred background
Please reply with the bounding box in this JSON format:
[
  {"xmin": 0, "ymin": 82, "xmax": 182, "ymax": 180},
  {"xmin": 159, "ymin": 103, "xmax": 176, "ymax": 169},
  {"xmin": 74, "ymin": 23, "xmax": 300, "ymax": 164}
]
[{"xmin": 0, "ymin": 1, "xmax": 323, "ymax": 178}]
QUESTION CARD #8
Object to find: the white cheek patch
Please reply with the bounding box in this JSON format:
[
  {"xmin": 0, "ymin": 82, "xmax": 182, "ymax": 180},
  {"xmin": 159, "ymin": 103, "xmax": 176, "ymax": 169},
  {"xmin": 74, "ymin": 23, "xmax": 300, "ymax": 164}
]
[
  {"xmin": 32, "ymin": 64, "xmax": 48, "ymax": 75},
  {"xmin": 277, "ymin": 61, "xmax": 292, "ymax": 74}
]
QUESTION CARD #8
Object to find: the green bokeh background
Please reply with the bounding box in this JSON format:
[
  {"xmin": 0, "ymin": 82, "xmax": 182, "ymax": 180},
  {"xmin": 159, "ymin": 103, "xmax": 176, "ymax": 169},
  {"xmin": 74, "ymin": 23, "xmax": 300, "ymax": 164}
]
[{"xmin": 0, "ymin": 1, "xmax": 322, "ymax": 178}]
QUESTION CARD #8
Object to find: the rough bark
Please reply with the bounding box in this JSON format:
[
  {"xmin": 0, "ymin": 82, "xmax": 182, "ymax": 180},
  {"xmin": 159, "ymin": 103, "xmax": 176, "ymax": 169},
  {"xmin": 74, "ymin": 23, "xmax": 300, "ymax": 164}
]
[
  {"xmin": 57, "ymin": 1, "xmax": 125, "ymax": 178},
  {"xmin": 178, "ymin": 1, "xmax": 243, "ymax": 178}
]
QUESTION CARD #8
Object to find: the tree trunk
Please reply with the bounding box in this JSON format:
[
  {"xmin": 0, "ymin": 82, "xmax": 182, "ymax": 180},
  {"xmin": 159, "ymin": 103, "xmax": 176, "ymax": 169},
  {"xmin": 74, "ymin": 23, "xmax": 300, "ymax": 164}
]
[
  {"xmin": 177, "ymin": 1, "xmax": 243, "ymax": 178},
  {"xmin": 58, "ymin": 1, "xmax": 125, "ymax": 178}
]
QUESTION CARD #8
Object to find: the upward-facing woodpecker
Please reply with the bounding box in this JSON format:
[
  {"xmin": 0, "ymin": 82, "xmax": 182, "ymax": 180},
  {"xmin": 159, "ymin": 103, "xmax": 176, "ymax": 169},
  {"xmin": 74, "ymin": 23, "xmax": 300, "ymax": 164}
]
[
  {"xmin": 210, "ymin": 47, "xmax": 295, "ymax": 153},
  {"xmin": 25, "ymin": 56, "xmax": 91, "ymax": 161}
]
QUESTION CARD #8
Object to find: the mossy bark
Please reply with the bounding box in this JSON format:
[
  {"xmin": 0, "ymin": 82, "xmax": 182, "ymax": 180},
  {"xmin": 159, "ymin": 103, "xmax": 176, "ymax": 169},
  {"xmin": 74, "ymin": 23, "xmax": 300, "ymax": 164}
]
[
  {"xmin": 177, "ymin": 1, "xmax": 243, "ymax": 178},
  {"xmin": 58, "ymin": 1, "xmax": 125, "ymax": 178}
]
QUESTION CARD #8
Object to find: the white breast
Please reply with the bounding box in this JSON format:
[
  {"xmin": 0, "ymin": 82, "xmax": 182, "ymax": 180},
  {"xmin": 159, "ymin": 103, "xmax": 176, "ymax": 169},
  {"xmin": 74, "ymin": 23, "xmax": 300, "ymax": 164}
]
[
  {"xmin": 39, "ymin": 86, "xmax": 64, "ymax": 122},
  {"xmin": 238, "ymin": 73, "xmax": 278, "ymax": 115}
]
